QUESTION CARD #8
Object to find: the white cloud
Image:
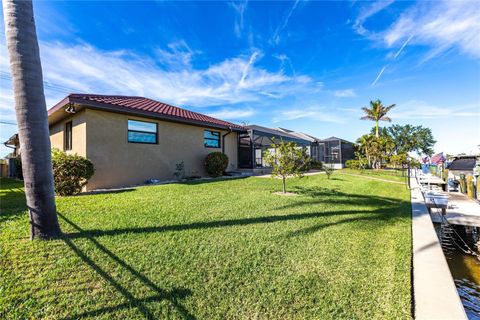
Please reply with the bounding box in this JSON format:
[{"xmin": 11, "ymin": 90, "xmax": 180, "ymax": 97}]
[
  {"xmin": 357, "ymin": 0, "xmax": 480, "ymax": 60},
  {"xmin": 271, "ymin": 0, "xmax": 301, "ymax": 44},
  {"xmin": 155, "ymin": 40, "xmax": 198, "ymax": 70},
  {"xmin": 333, "ymin": 89, "xmax": 356, "ymax": 98},
  {"xmin": 273, "ymin": 106, "xmax": 345, "ymax": 124},
  {"xmin": 0, "ymin": 39, "xmax": 316, "ymax": 113},
  {"xmin": 353, "ymin": 0, "xmax": 395, "ymax": 36},
  {"xmin": 385, "ymin": 1, "xmax": 480, "ymax": 59},
  {"xmin": 230, "ymin": 0, "xmax": 248, "ymax": 38},
  {"xmin": 391, "ymin": 100, "xmax": 480, "ymax": 120},
  {"xmin": 207, "ymin": 107, "xmax": 255, "ymax": 120}
]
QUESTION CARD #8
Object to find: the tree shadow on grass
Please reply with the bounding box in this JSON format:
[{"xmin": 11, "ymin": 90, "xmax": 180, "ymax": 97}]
[
  {"xmin": 66, "ymin": 209, "xmax": 385, "ymax": 240},
  {"xmin": 284, "ymin": 206, "xmax": 409, "ymax": 238},
  {"xmin": 58, "ymin": 189, "xmax": 411, "ymax": 318},
  {"xmin": 58, "ymin": 213, "xmax": 195, "ymax": 320},
  {"xmin": 325, "ymin": 176, "xmax": 345, "ymax": 181},
  {"xmin": 276, "ymin": 186, "xmax": 404, "ymax": 210}
]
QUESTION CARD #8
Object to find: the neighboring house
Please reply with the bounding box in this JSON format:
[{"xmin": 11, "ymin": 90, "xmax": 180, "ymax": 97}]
[
  {"xmin": 447, "ymin": 156, "xmax": 479, "ymax": 178},
  {"xmin": 3, "ymin": 133, "xmax": 21, "ymax": 178},
  {"xmin": 276, "ymin": 129, "xmax": 355, "ymax": 168},
  {"xmin": 4, "ymin": 133, "xmax": 20, "ymax": 157},
  {"xmin": 47, "ymin": 94, "xmax": 244, "ymax": 190},
  {"xmin": 317, "ymin": 136, "xmax": 355, "ymax": 169},
  {"xmin": 238, "ymin": 125, "xmax": 311, "ymax": 170},
  {"xmin": 239, "ymin": 126, "xmax": 355, "ymax": 170}
]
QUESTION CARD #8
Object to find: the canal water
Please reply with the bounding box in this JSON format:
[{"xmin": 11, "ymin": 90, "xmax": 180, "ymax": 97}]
[{"xmin": 435, "ymin": 222, "xmax": 480, "ymax": 319}]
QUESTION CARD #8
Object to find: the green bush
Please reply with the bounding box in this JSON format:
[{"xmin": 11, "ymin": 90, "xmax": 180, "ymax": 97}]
[
  {"xmin": 205, "ymin": 152, "xmax": 229, "ymax": 177},
  {"xmin": 345, "ymin": 159, "xmax": 363, "ymax": 170},
  {"xmin": 51, "ymin": 149, "xmax": 94, "ymax": 196},
  {"xmin": 311, "ymin": 160, "xmax": 323, "ymax": 170}
]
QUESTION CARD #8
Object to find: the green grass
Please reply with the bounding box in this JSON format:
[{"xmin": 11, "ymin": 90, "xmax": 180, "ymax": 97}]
[
  {"xmin": 339, "ymin": 168, "xmax": 409, "ymax": 182},
  {"xmin": 0, "ymin": 174, "xmax": 411, "ymax": 319}
]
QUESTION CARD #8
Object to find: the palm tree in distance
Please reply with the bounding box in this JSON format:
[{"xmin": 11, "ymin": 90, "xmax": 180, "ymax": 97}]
[
  {"xmin": 361, "ymin": 99, "xmax": 395, "ymax": 138},
  {"xmin": 3, "ymin": 0, "xmax": 61, "ymax": 239}
]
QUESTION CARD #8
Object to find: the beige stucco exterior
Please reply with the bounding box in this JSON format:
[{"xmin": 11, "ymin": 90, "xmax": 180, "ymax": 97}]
[
  {"xmin": 49, "ymin": 108, "xmax": 239, "ymax": 190},
  {"xmin": 49, "ymin": 109, "xmax": 87, "ymax": 157}
]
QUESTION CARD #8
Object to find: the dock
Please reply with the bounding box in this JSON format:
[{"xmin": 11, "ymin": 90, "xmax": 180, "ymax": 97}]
[
  {"xmin": 415, "ymin": 170, "xmax": 480, "ymax": 227},
  {"xmin": 429, "ymin": 192, "xmax": 480, "ymax": 226}
]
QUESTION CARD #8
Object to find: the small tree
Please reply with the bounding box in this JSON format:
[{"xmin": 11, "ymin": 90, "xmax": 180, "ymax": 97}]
[
  {"xmin": 323, "ymin": 164, "xmax": 334, "ymax": 179},
  {"xmin": 263, "ymin": 140, "xmax": 311, "ymax": 193}
]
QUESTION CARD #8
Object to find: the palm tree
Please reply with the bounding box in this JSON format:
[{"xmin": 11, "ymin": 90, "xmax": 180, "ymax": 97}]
[
  {"xmin": 3, "ymin": 0, "xmax": 61, "ymax": 239},
  {"xmin": 361, "ymin": 99, "xmax": 395, "ymax": 138}
]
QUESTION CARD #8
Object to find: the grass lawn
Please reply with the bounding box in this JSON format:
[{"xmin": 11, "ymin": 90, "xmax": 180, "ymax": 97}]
[
  {"xmin": 1, "ymin": 172, "xmax": 412, "ymax": 319},
  {"xmin": 339, "ymin": 168, "xmax": 409, "ymax": 183}
]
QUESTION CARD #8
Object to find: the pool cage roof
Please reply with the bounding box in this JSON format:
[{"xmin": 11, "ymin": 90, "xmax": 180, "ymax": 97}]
[{"xmin": 245, "ymin": 125, "xmax": 311, "ymax": 147}]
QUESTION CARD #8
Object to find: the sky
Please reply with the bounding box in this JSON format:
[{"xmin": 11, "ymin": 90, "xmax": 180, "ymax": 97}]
[{"xmin": 1, "ymin": 0, "xmax": 479, "ymax": 157}]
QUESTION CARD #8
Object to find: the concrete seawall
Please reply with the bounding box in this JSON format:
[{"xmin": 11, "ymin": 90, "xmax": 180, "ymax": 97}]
[{"xmin": 411, "ymin": 176, "xmax": 467, "ymax": 319}]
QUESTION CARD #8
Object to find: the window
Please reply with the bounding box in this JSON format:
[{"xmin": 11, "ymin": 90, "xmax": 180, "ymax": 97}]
[
  {"xmin": 128, "ymin": 120, "xmax": 157, "ymax": 144},
  {"xmin": 64, "ymin": 121, "xmax": 72, "ymax": 151},
  {"xmin": 204, "ymin": 130, "xmax": 220, "ymax": 148}
]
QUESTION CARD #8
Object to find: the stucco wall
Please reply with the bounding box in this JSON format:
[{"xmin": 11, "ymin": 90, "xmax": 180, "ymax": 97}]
[
  {"xmin": 49, "ymin": 110, "xmax": 87, "ymax": 157},
  {"xmin": 84, "ymin": 109, "xmax": 238, "ymax": 190}
]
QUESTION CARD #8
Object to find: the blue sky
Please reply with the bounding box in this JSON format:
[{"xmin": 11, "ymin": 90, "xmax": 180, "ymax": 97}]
[{"xmin": 1, "ymin": 0, "xmax": 479, "ymax": 157}]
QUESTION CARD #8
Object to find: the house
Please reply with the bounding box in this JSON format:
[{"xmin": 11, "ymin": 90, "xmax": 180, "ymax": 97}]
[
  {"xmin": 316, "ymin": 136, "xmax": 355, "ymax": 169},
  {"xmin": 239, "ymin": 126, "xmax": 355, "ymax": 170},
  {"xmin": 3, "ymin": 133, "xmax": 21, "ymax": 178},
  {"xmin": 238, "ymin": 125, "xmax": 311, "ymax": 172},
  {"xmin": 47, "ymin": 94, "xmax": 244, "ymax": 190},
  {"xmin": 8, "ymin": 93, "xmax": 355, "ymax": 190},
  {"xmin": 447, "ymin": 155, "xmax": 479, "ymax": 178},
  {"xmin": 276, "ymin": 129, "xmax": 355, "ymax": 168}
]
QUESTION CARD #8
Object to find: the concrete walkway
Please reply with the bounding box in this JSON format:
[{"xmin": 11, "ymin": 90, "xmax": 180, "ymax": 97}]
[{"xmin": 411, "ymin": 176, "xmax": 467, "ymax": 319}]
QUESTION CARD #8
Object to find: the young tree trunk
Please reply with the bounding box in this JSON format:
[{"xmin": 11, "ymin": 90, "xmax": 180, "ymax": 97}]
[
  {"xmin": 282, "ymin": 176, "xmax": 286, "ymax": 193},
  {"xmin": 3, "ymin": 0, "xmax": 61, "ymax": 239}
]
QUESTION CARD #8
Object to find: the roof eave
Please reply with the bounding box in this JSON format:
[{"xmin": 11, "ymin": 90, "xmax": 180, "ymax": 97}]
[{"xmin": 48, "ymin": 96, "xmax": 246, "ymax": 132}]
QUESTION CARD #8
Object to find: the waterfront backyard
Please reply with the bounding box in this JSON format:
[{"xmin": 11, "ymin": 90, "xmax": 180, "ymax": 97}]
[{"xmin": 1, "ymin": 171, "xmax": 411, "ymax": 319}]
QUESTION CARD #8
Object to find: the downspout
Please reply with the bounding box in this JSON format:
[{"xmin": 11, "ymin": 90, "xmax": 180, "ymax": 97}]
[{"xmin": 221, "ymin": 126, "xmax": 233, "ymax": 154}]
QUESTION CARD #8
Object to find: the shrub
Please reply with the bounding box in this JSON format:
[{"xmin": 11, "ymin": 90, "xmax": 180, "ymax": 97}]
[
  {"xmin": 51, "ymin": 149, "xmax": 94, "ymax": 196},
  {"xmin": 345, "ymin": 159, "xmax": 361, "ymax": 170},
  {"xmin": 174, "ymin": 161, "xmax": 185, "ymax": 180},
  {"xmin": 311, "ymin": 160, "xmax": 323, "ymax": 170},
  {"xmin": 205, "ymin": 152, "xmax": 228, "ymax": 177}
]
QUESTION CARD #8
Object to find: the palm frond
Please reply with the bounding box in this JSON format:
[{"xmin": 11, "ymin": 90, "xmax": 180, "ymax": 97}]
[
  {"xmin": 361, "ymin": 116, "xmax": 375, "ymax": 120},
  {"xmin": 380, "ymin": 116, "xmax": 392, "ymax": 122},
  {"xmin": 384, "ymin": 104, "xmax": 396, "ymax": 112}
]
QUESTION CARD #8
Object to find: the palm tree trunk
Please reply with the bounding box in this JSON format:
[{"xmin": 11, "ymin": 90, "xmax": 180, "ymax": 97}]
[
  {"xmin": 3, "ymin": 0, "xmax": 61, "ymax": 239},
  {"xmin": 375, "ymin": 121, "xmax": 379, "ymax": 138}
]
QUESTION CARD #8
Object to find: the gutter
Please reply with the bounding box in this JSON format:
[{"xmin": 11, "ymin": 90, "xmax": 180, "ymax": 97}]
[{"xmin": 222, "ymin": 127, "xmax": 233, "ymax": 154}]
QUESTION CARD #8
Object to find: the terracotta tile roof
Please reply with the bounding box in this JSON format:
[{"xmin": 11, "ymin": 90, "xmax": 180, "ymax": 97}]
[{"xmin": 49, "ymin": 94, "xmax": 245, "ymax": 131}]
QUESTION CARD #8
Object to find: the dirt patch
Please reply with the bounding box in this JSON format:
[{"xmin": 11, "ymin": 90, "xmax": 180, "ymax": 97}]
[{"xmin": 273, "ymin": 191, "xmax": 298, "ymax": 196}]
